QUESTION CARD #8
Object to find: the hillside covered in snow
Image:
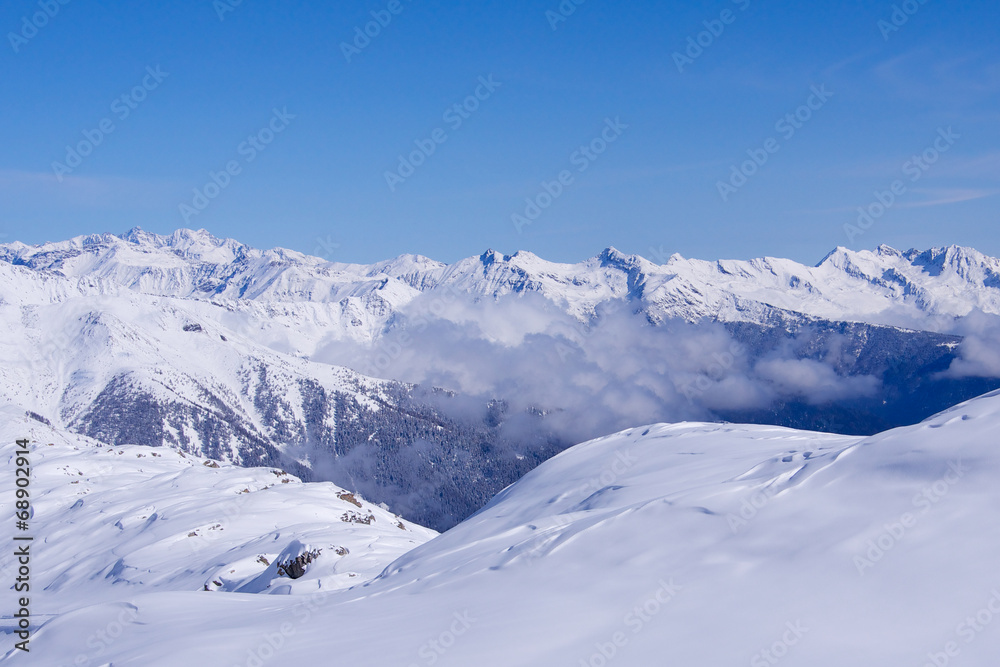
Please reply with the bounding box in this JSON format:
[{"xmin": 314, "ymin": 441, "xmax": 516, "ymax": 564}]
[
  {"xmin": 0, "ymin": 406, "xmax": 434, "ymax": 617},
  {"xmin": 7, "ymin": 389, "xmax": 1000, "ymax": 665}
]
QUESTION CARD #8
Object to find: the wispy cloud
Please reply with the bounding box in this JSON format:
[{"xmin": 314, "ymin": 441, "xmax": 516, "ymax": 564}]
[
  {"xmin": 828, "ymin": 151, "xmax": 1000, "ymax": 184},
  {"xmin": 871, "ymin": 48, "xmax": 1000, "ymax": 101},
  {"xmin": 931, "ymin": 152, "xmax": 1000, "ymax": 180},
  {"xmin": 900, "ymin": 187, "xmax": 1000, "ymax": 209},
  {"xmin": 820, "ymin": 50, "xmax": 880, "ymax": 79}
]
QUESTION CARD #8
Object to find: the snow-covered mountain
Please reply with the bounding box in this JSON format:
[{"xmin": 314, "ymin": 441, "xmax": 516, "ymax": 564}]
[
  {"xmin": 9, "ymin": 389, "xmax": 1000, "ymax": 666},
  {"xmin": 0, "ymin": 271, "xmax": 550, "ymax": 531},
  {"xmin": 2, "ymin": 229, "xmax": 1000, "ymax": 531},
  {"xmin": 5, "ymin": 228, "xmax": 1000, "ymax": 343}
]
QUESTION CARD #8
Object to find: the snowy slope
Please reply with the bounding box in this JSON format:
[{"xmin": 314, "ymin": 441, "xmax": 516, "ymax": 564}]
[
  {"xmin": 0, "ymin": 406, "xmax": 435, "ymax": 621},
  {"xmin": 10, "ymin": 390, "xmax": 1000, "ymax": 666},
  {"xmin": 0, "ymin": 270, "xmax": 420, "ymax": 493}
]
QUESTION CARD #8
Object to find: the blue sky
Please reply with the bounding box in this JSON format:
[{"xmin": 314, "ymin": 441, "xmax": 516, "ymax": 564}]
[{"xmin": 2, "ymin": 0, "xmax": 998, "ymax": 264}]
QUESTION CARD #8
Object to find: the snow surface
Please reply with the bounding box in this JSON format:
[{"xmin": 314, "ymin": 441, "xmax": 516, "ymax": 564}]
[
  {"xmin": 6, "ymin": 391, "xmax": 1000, "ymax": 665},
  {"xmin": 0, "ymin": 406, "xmax": 435, "ymax": 649}
]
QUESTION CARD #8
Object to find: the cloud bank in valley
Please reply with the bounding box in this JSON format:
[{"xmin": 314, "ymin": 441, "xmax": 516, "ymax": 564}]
[
  {"xmin": 315, "ymin": 292, "xmax": 883, "ymax": 444},
  {"xmin": 939, "ymin": 310, "xmax": 1000, "ymax": 379}
]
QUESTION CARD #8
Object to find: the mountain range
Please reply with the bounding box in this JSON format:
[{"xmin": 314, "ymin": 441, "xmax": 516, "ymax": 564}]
[
  {"xmin": 2, "ymin": 228, "xmax": 999, "ymax": 529},
  {"xmin": 5, "ymin": 228, "xmax": 1000, "ymax": 334}
]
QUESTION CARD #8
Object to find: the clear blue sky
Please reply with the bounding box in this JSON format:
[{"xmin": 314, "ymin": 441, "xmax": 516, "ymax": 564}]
[{"xmin": 2, "ymin": 0, "xmax": 998, "ymax": 264}]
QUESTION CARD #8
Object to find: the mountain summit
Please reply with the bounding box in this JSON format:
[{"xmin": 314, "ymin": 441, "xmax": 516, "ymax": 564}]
[{"xmin": 4, "ymin": 229, "xmax": 999, "ymax": 332}]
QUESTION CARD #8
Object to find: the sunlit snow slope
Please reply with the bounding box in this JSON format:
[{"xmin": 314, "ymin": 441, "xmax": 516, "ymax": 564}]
[
  {"xmin": 7, "ymin": 391, "xmax": 1000, "ymax": 666},
  {"xmin": 0, "ymin": 407, "xmax": 434, "ymax": 631}
]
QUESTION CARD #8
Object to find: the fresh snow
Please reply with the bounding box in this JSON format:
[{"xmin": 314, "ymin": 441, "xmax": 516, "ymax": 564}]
[
  {"xmin": 0, "ymin": 405, "xmax": 434, "ymax": 617},
  {"xmin": 6, "ymin": 390, "xmax": 1000, "ymax": 665}
]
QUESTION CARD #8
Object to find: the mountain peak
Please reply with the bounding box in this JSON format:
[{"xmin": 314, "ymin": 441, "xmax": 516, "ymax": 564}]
[
  {"xmin": 875, "ymin": 244, "xmax": 901, "ymax": 257},
  {"xmin": 116, "ymin": 227, "xmax": 236, "ymax": 252},
  {"xmin": 816, "ymin": 246, "xmax": 851, "ymax": 268},
  {"xmin": 598, "ymin": 246, "xmax": 633, "ymax": 267},
  {"xmin": 480, "ymin": 248, "xmax": 511, "ymax": 267},
  {"xmin": 480, "ymin": 249, "xmax": 498, "ymax": 265}
]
